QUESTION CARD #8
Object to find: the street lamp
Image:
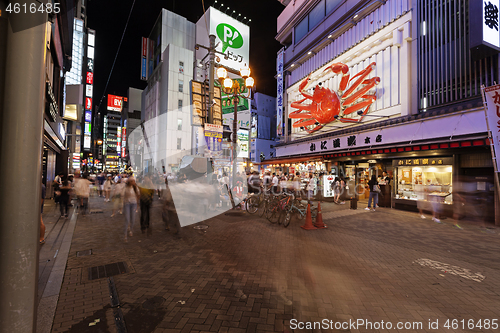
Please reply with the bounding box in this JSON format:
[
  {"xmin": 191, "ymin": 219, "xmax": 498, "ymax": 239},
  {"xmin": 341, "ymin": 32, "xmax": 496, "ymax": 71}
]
[{"xmin": 216, "ymin": 64, "xmax": 254, "ymax": 193}]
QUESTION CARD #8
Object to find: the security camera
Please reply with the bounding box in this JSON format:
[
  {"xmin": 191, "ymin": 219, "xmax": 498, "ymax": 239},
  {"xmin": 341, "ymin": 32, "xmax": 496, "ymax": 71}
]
[{"xmin": 208, "ymin": 99, "xmax": 217, "ymax": 107}]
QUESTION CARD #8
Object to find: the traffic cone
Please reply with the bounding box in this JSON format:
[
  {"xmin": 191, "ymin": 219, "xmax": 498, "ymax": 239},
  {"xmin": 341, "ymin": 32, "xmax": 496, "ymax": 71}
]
[
  {"xmin": 301, "ymin": 204, "xmax": 317, "ymax": 230},
  {"xmin": 314, "ymin": 202, "xmax": 327, "ymax": 229}
]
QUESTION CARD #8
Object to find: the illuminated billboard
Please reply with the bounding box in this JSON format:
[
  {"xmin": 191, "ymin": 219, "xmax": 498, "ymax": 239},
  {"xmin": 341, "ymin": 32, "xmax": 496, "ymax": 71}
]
[{"xmin": 107, "ymin": 94, "xmax": 124, "ymax": 111}]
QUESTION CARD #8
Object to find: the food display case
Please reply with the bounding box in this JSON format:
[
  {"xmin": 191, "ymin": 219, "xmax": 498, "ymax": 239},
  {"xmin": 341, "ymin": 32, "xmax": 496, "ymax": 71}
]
[{"xmin": 393, "ymin": 157, "xmax": 453, "ymax": 205}]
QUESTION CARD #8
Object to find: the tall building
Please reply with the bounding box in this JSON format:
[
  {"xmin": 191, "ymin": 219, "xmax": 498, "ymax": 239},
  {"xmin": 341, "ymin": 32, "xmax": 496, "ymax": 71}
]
[
  {"xmin": 121, "ymin": 87, "xmax": 143, "ymax": 170},
  {"xmin": 63, "ymin": 0, "xmax": 95, "ymax": 173},
  {"xmin": 250, "ymin": 92, "xmax": 277, "ymax": 167},
  {"xmin": 273, "ymin": 0, "xmax": 497, "ymax": 222},
  {"xmin": 140, "ymin": 9, "xmax": 196, "ymax": 173},
  {"xmin": 104, "ymin": 94, "xmax": 124, "ymax": 171}
]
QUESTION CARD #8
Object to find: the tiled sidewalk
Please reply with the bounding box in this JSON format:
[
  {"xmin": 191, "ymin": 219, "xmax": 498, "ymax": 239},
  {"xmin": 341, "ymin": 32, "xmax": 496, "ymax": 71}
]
[{"xmin": 45, "ymin": 196, "xmax": 500, "ymax": 333}]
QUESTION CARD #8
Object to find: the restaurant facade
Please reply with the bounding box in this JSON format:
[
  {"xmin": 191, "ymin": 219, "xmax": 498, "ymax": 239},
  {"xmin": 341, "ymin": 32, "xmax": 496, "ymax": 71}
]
[{"xmin": 271, "ymin": 0, "xmax": 498, "ymax": 223}]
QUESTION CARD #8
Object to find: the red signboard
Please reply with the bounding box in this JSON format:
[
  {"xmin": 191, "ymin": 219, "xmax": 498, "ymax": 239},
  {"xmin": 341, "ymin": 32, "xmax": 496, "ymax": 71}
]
[
  {"xmin": 86, "ymin": 72, "xmax": 93, "ymax": 85},
  {"xmin": 142, "ymin": 37, "xmax": 147, "ymax": 57},
  {"xmin": 85, "ymin": 97, "xmax": 92, "ymax": 111},
  {"xmin": 107, "ymin": 94, "xmax": 123, "ymax": 111}
]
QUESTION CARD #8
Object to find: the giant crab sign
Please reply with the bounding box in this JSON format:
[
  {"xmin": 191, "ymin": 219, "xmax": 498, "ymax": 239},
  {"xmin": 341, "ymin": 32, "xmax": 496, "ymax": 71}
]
[{"xmin": 289, "ymin": 62, "xmax": 381, "ymax": 134}]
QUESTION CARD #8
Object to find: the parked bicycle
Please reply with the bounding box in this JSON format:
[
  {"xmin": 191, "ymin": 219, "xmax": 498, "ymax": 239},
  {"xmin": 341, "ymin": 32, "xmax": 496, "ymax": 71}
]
[{"xmin": 282, "ymin": 195, "xmax": 318, "ymax": 227}]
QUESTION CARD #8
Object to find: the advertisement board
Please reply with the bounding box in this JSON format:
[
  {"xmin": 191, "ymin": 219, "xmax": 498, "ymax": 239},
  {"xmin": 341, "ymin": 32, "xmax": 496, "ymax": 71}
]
[
  {"xmin": 85, "ymin": 111, "xmax": 92, "ymax": 122},
  {"xmin": 276, "ymin": 48, "xmax": 284, "ymax": 137},
  {"xmin": 470, "ymin": 0, "xmax": 500, "ymax": 59},
  {"xmin": 85, "ymin": 97, "xmax": 92, "ymax": 111},
  {"xmin": 107, "ymin": 94, "xmax": 124, "ymax": 112},
  {"xmin": 83, "ymin": 135, "xmax": 91, "ymax": 150},
  {"xmin": 251, "ymin": 114, "xmax": 258, "ymax": 138},
  {"xmin": 141, "ymin": 37, "xmax": 148, "ymax": 80},
  {"xmin": 237, "ymin": 129, "xmax": 249, "ymax": 158},
  {"xmin": 84, "ymin": 122, "xmax": 91, "ymax": 135},
  {"xmin": 86, "ymin": 84, "xmax": 93, "ymax": 97},
  {"xmin": 483, "ymin": 84, "xmax": 500, "ymax": 172},
  {"xmin": 196, "ymin": 7, "xmax": 250, "ymax": 71},
  {"xmin": 204, "ymin": 123, "xmax": 223, "ymax": 157}
]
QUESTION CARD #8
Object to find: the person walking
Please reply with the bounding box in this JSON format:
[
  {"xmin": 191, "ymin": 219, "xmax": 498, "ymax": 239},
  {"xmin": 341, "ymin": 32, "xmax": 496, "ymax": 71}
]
[
  {"xmin": 40, "ymin": 182, "xmax": 46, "ymax": 245},
  {"xmin": 139, "ymin": 175, "xmax": 155, "ymax": 235},
  {"xmin": 58, "ymin": 180, "xmax": 72, "ymax": 218},
  {"xmin": 306, "ymin": 173, "xmax": 316, "ymax": 205},
  {"xmin": 333, "ymin": 177, "xmax": 341, "ymax": 204},
  {"xmin": 111, "ymin": 178, "xmax": 125, "ymax": 217},
  {"xmin": 122, "ymin": 176, "xmax": 140, "ymax": 242},
  {"xmin": 366, "ymin": 175, "xmax": 380, "ymax": 211},
  {"xmin": 74, "ymin": 173, "xmax": 91, "ymax": 215},
  {"xmin": 103, "ymin": 174, "xmax": 113, "ymax": 202}
]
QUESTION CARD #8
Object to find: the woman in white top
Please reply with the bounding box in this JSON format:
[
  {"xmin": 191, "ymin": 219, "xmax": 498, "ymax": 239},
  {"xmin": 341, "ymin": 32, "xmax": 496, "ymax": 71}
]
[
  {"xmin": 121, "ymin": 177, "xmax": 140, "ymax": 242},
  {"xmin": 103, "ymin": 175, "xmax": 113, "ymax": 202}
]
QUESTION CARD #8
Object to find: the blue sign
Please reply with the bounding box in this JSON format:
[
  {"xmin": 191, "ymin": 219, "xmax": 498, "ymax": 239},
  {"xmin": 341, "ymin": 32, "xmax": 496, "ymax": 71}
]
[
  {"xmin": 85, "ymin": 111, "xmax": 92, "ymax": 122},
  {"xmin": 141, "ymin": 58, "xmax": 147, "ymax": 80}
]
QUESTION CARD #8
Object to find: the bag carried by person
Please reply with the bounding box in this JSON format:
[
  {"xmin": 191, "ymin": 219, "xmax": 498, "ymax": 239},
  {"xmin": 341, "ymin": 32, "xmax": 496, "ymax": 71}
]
[{"xmin": 373, "ymin": 185, "xmax": 381, "ymax": 193}]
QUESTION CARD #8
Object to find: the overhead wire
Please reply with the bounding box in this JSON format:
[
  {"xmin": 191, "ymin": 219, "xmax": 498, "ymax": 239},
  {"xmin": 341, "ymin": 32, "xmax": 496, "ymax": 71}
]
[{"xmin": 95, "ymin": 0, "xmax": 136, "ymax": 114}]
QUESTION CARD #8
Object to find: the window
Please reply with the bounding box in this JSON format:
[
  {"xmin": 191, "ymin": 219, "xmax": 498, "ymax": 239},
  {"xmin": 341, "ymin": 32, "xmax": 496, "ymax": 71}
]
[
  {"xmin": 309, "ymin": 0, "xmax": 325, "ymax": 29},
  {"xmin": 177, "ymin": 138, "xmax": 182, "ymax": 150},
  {"xmin": 326, "ymin": 0, "xmax": 342, "ymax": 14},
  {"xmin": 295, "ymin": 16, "xmax": 309, "ymax": 43},
  {"xmin": 178, "ymin": 80, "xmax": 183, "ymax": 92},
  {"xmin": 178, "ymin": 99, "xmax": 183, "ymax": 109},
  {"xmin": 177, "ymin": 119, "xmax": 182, "ymax": 131}
]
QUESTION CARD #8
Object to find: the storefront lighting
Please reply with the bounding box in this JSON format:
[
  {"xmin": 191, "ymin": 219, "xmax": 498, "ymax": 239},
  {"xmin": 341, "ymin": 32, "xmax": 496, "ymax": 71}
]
[{"xmin": 223, "ymin": 78, "xmax": 233, "ymax": 89}]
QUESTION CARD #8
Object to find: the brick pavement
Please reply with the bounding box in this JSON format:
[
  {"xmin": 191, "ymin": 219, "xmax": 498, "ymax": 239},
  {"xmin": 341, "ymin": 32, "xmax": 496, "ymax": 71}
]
[{"xmin": 47, "ymin": 195, "xmax": 500, "ymax": 333}]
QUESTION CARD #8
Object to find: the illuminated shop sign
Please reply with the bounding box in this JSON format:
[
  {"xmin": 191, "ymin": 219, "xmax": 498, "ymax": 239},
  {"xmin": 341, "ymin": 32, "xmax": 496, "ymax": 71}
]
[
  {"xmin": 107, "ymin": 94, "xmax": 124, "ymax": 111},
  {"xmin": 85, "ymin": 111, "xmax": 92, "ymax": 122}
]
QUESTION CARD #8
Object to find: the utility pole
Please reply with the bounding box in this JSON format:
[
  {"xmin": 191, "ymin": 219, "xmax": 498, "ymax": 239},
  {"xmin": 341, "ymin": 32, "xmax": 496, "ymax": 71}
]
[{"xmin": 208, "ymin": 35, "xmax": 216, "ymax": 124}]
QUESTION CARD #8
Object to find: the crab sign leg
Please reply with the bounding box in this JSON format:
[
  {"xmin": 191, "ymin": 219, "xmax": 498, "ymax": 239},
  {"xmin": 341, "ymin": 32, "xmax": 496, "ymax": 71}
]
[
  {"xmin": 339, "ymin": 104, "xmax": 372, "ymax": 123},
  {"xmin": 343, "ymin": 99, "xmax": 376, "ymax": 115},
  {"xmin": 289, "ymin": 101, "xmax": 317, "ymax": 113},
  {"xmin": 297, "ymin": 75, "xmax": 314, "ymax": 99},
  {"xmin": 305, "ymin": 125, "xmax": 324, "ymax": 134},
  {"xmin": 324, "ymin": 63, "xmax": 350, "ymax": 91},
  {"xmin": 343, "ymin": 77, "xmax": 380, "ymax": 105},
  {"xmin": 289, "ymin": 111, "xmax": 313, "ymax": 119},
  {"xmin": 292, "ymin": 118, "xmax": 318, "ymax": 127},
  {"xmin": 342, "ymin": 62, "xmax": 377, "ymax": 98}
]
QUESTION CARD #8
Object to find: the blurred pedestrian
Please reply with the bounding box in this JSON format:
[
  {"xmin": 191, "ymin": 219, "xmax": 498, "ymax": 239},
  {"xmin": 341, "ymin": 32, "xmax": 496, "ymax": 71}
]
[
  {"xmin": 306, "ymin": 173, "xmax": 316, "ymax": 205},
  {"xmin": 162, "ymin": 178, "xmax": 181, "ymax": 234},
  {"xmin": 40, "ymin": 182, "xmax": 46, "ymax": 245},
  {"xmin": 103, "ymin": 174, "xmax": 113, "ymax": 202},
  {"xmin": 97, "ymin": 172, "xmax": 105, "ymax": 197},
  {"xmin": 111, "ymin": 178, "xmax": 125, "ymax": 217},
  {"xmin": 366, "ymin": 175, "xmax": 379, "ymax": 211},
  {"xmin": 122, "ymin": 176, "xmax": 140, "ymax": 242},
  {"xmin": 58, "ymin": 180, "xmax": 72, "ymax": 218},
  {"xmin": 74, "ymin": 173, "xmax": 91, "ymax": 215},
  {"xmin": 139, "ymin": 175, "xmax": 155, "ymax": 235}
]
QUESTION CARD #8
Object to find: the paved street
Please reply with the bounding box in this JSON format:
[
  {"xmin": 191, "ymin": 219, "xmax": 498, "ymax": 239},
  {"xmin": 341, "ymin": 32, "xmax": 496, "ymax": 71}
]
[{"xmin": 40, "ymin": 196, "xmax": 500, "ymax": 333}]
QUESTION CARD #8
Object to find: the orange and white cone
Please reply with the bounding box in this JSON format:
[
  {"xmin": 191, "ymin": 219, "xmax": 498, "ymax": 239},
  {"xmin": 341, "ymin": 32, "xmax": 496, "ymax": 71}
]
[
  {"xmin": 314, "ymin": 202, "xmax": 327, "ymax": 229},
  {"xmin": 301, "ymin": 204, "xmax": 317, "ymax": 230}
]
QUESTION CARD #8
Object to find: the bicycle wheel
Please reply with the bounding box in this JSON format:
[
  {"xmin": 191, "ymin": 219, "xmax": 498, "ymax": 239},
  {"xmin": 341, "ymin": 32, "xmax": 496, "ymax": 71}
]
[
  {"xmin": 283, "ymin": 211, "xmax": 292, "ymax": 227},
  {"xmin": 258, "ymin": 197, "xmax": 267, "ymax": 217},
  {"xmin": 267, "ymin": 208, "xmax": 280, "ymax": 224},
  {"xmin": 246, "ymin": 196, "xmax": 259, "ymax": 214}
]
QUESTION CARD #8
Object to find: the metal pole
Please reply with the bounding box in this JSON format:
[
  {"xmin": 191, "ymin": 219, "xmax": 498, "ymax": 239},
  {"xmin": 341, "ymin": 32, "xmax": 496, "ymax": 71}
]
[
  {"xmin": 229, "ymin": 93, "xmax": 238, "ymax": 208},
  {"xmin": 0, "ymin": 14, "xmax": 47, "ymax": 332},
  {"xmin": 208, "ymin": 35, "xmax": 216, "ymax": 125}
]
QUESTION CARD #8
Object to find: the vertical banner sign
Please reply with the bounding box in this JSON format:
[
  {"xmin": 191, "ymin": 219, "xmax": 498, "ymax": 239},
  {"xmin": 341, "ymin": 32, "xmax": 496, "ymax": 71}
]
[
  {"xmin": 141, "ymin": 37, "xmax": 148, "ymax": 80},
  {"xmin": 204, "ymin": 123, "xmax": 223, "ymax": 158},
  {"xmin": 276, "ymin": 48, "xmax": 284, "ymax": 137},
  {"xmin": 483, "ymin": 84, "xmax": 500, "ymax": 171},
  {"xmin": 84, "ymin": 29, "xmax": 95, "ymax": 150}
]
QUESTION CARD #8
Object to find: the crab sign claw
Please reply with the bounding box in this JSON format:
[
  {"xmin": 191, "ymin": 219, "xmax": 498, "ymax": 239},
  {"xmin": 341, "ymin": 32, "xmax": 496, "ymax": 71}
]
[{"xmin": 324, "ymin": 63, "xmax": 350, "ymax": 91}]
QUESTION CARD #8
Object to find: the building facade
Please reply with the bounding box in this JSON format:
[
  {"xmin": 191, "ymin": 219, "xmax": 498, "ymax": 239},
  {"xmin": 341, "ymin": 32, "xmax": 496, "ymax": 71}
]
[
  {"xmin": 250, "ymin": 92, "xmax": 277, "ymax": 168},
  {"xmin": 140, "ymin": 9, "xmax": 195, "ymax": 174},
  {"xmin": 274, "ymin": 0, "xmax": 497, "ymax": 223}
]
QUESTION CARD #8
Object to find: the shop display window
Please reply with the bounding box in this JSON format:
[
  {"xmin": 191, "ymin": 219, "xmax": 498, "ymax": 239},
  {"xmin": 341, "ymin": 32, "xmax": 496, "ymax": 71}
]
[{"xmin": 395, "ymin": 165, "xmax": 453, "ymax": 204}]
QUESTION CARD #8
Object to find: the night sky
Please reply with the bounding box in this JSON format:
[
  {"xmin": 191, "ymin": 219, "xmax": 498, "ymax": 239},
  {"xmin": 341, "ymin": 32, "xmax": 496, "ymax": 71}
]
[{"xmin": 87, "ymin": 0, "xmax": 285, "ymax": 114}]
